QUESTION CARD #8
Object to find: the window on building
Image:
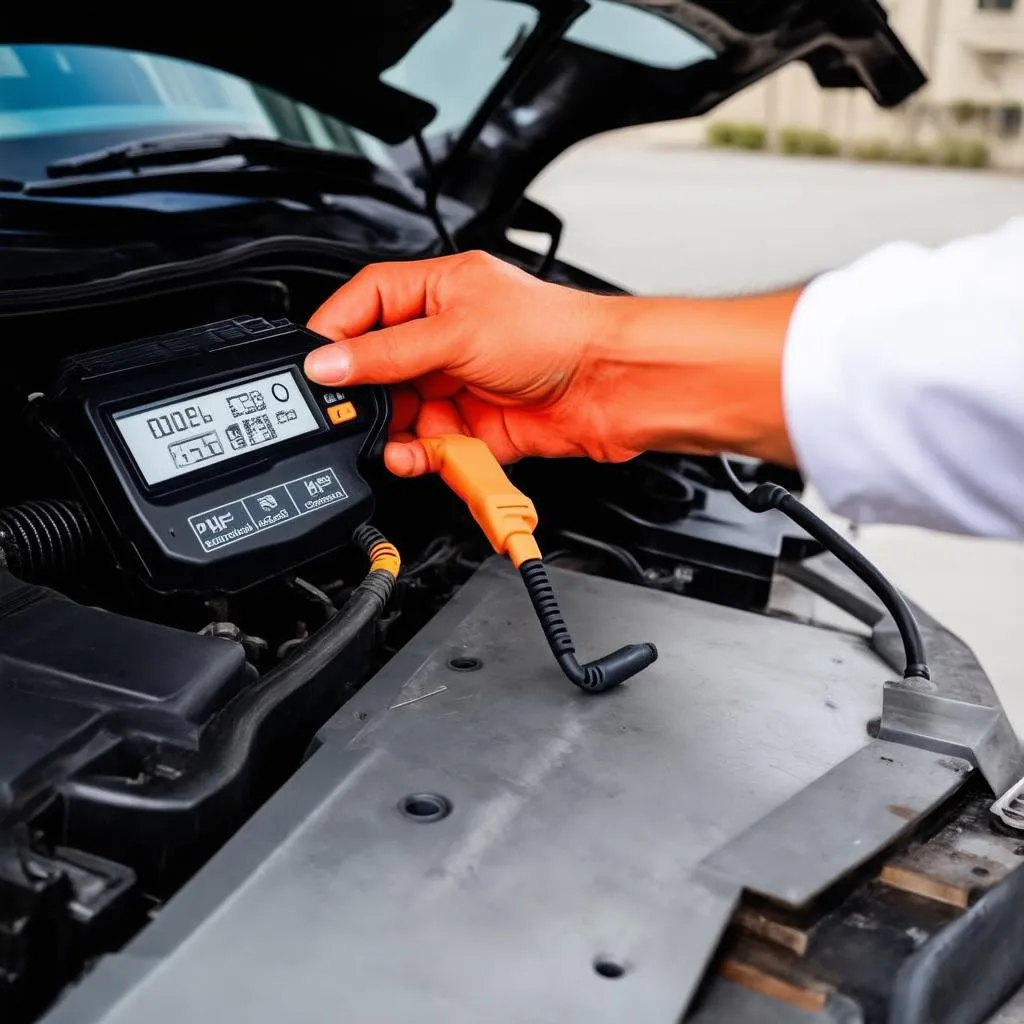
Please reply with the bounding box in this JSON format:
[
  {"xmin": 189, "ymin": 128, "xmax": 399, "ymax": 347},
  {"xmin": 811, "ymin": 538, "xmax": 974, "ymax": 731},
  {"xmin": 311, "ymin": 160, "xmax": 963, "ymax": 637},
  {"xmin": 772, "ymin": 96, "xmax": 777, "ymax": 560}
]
[
  {"xmin": 996, "ymin": 104, "xmax": 1023, "ymax": 137},
  {"xmin": 977, "ymin": 0, "xmax": 1015, "ymax": 10}
]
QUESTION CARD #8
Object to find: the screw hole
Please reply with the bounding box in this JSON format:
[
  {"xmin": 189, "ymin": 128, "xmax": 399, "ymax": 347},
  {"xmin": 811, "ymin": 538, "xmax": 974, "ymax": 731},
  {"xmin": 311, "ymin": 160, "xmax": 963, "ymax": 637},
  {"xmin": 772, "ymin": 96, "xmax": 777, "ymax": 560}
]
[
  {"xmin": 399, "ymin": 792, "xmax": 452, "ymax": 822},
  {"xmin": 593, "ymin": 958, "xmax": 627, "ymax": 979},
  {"xmin": 448, "ymin": 656, "xmax": 481, "ymax": 672},
  {"xmin": 972, "ymin": 866, "xmax": 990, "ymax": 878}
]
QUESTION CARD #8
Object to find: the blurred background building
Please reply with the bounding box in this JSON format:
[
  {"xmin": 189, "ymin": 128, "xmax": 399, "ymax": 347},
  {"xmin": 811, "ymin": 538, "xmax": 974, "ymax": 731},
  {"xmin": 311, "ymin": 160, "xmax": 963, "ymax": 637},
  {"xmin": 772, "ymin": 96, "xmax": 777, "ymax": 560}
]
[{"xmin": 665, "ymin": 0, "xmax": 1024, "ymax": 170}]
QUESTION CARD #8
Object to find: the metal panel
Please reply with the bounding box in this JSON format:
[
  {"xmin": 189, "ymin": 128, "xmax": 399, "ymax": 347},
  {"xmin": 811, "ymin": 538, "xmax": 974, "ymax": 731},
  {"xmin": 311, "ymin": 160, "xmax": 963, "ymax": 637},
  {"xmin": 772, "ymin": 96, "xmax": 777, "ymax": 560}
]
[
  {"xmin": 784, "ymin": 555, "xmax": 1023, "ymax": 793},
  {"xmin": 700, "ymin": 740, "xmax": 971, "ymax": 907},
  {"xmin": 879, "ymin": 684, "xmax": 1021, "ymax": 796},
  {"xmin": 45, "ymin": 560, "xmax": 970, "ymax": 1024}
]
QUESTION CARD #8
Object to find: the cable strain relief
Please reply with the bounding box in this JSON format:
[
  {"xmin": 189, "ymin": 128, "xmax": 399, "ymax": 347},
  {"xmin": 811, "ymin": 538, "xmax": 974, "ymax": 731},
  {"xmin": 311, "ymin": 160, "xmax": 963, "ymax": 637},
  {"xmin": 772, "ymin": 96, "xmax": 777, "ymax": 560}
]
[
  {"xmin": 353, "ymin": 522, "xmax": 387, "ymax": 556},
  {"xmin": 520, "ymin": 558, "xmax": 576, "ymax": 657},
  {"xmin": 587, "ymin": 643, "xmax": 659, "ymax": 691},
  {"xmin": 356, "ymin": 568, "xmax": 396, "ymax": 612},
  {"xmin": 747, "ymin": 482, "xmax": 789, "ymax": 512},
  {"xmin": 904, "ymin": 662, "xmax": 931, "ymax": 681},
  {"xmin": 556, "ymin": 642, "xmax": 658, "ymax": 694}
]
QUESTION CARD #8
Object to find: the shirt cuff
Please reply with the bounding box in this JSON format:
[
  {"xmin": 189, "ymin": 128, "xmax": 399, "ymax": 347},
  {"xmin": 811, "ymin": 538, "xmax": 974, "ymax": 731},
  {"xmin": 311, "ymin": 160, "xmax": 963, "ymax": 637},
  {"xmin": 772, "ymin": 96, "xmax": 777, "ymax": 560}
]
[{"xmin": 782, "ymin": 267, "xmax": 878, "ymax": 523}]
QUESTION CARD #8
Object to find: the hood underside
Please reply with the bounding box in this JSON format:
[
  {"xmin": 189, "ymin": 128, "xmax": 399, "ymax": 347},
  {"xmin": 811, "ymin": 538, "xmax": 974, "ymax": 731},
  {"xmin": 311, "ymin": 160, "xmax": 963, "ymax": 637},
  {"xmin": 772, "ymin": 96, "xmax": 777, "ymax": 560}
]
[{"xmin": 6, "ymin": 1, "xmax": 925, "ymax": 219}]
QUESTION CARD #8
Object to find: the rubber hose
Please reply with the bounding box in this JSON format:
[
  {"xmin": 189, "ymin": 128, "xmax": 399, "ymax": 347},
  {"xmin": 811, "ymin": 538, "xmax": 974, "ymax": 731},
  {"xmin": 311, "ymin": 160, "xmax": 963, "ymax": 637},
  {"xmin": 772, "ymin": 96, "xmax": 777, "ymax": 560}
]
[{"xmin": 0, "ymin": 499, "xmax": 94, "ymax": 582}]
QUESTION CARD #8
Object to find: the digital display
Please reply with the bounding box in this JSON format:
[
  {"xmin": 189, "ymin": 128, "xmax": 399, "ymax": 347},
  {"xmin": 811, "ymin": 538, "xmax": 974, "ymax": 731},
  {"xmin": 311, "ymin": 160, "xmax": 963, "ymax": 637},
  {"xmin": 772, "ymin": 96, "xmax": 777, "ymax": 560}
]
[{"xmin": 113, "ymin": 369, "xmax": 321, "ymax": 486}]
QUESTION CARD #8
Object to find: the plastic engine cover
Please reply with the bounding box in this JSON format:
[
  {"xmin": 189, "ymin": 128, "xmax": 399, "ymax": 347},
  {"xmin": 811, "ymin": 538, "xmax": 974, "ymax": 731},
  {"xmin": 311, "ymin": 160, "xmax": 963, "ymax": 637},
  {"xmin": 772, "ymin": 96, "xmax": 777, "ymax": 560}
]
[{"xmin": 0, "ymin": 570, "xmax": 248, "ymax": 821}]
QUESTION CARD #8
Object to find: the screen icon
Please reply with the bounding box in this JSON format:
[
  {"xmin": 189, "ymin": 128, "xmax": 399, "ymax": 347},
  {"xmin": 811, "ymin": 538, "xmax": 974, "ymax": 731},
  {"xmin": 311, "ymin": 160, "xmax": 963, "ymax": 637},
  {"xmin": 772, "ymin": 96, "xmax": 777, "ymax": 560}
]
[
  {"xmin": 243, "ymin": 414, "xmax": 277, "ymax": 446},
  {"xmin": 227, "ymin": 390, "xmax": 266, "ymax": 417},
  {"xmin": 225, "ymin": 424, "xmax": 247, "ymax": 451}
]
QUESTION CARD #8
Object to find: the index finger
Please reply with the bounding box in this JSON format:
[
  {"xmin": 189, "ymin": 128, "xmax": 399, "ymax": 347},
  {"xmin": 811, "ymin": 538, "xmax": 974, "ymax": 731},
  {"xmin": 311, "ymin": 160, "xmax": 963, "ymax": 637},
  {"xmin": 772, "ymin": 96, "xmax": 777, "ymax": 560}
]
[{"xmin": 307, "ymin": 254, "xmax": 467, "ymax": 341}]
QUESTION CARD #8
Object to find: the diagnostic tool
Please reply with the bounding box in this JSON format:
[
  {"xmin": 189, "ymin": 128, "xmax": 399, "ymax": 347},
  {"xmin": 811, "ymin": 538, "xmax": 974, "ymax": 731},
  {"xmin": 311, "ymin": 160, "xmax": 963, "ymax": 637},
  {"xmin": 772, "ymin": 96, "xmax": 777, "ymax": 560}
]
[{"xmin": 38, "ymin": 316, "xmax": 388, "ymax": 594}]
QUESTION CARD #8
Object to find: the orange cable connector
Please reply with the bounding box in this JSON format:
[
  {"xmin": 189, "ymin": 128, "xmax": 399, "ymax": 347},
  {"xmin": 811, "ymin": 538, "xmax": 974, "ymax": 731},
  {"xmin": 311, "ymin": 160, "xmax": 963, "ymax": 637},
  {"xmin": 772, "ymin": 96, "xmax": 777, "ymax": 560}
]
[
  {"xmin": 418, "ymin": 435, "xmax": 542, "ymax": 568},
  {"xmin": 416, "ymin": 434, "xmax": 657, "ymax": 694}
]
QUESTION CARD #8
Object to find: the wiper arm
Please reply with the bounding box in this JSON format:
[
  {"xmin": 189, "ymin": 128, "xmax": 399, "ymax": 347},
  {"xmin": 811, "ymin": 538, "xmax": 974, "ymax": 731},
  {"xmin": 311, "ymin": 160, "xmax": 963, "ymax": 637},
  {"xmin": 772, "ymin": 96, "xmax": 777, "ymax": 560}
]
[
  {"xmin": 46, "ymin": 133, "xmax": 369, "ymax": 180},
  {"xmin": 38, "ymin": 133, "xmax": 426, "ymax": 212}
]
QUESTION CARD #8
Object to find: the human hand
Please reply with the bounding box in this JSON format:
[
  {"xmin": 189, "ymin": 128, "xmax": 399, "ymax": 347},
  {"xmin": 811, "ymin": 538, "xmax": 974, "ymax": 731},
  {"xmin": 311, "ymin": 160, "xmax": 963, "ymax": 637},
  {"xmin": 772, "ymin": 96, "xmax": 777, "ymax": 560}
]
[
  {"xmin": 304, "ymin": 250, "xmax": 799, "ymax": 475},
  {"xmin": 305, "ymin": 251, "xmax": 632, "ymax": 475}
]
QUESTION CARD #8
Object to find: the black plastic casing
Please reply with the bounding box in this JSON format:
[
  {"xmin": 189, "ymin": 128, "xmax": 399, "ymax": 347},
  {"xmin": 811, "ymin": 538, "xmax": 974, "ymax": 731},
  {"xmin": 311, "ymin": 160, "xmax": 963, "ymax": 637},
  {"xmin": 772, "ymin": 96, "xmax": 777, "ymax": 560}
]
[{"xmin": 42, "ymin": 316, "xmax": 390, "ymax": 595}]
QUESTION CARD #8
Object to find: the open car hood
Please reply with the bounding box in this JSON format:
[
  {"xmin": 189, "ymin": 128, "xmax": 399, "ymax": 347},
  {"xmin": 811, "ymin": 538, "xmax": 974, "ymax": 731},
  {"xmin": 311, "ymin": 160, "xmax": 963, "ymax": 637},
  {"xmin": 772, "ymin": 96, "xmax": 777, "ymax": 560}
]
[{"xmin": 7, "ymin": 0, "xmax": 925, "ymax": 223}]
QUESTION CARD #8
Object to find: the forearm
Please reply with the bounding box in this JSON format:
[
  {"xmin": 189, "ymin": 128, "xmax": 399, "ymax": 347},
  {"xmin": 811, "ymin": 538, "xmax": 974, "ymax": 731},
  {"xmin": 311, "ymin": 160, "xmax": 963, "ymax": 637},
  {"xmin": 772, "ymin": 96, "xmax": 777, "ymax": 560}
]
[
  {"xmin": 587, "ymin": 215, "xmax": 1024, "ymax": 540},
  {"xmin": 584, "ymin": 289, "xmax": 801, "ymax": 465}
]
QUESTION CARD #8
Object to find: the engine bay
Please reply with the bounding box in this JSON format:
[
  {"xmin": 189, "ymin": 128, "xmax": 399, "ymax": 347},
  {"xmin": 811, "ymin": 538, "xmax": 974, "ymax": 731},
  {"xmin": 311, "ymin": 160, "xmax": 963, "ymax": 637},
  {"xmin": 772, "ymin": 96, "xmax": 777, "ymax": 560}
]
[
  {"xmin": 4, "ymin": 9, "xmax": 1020, "ymax": 1019},
  {"xmin": 0, "ymin": 251, "xmax": 815, "ymax": 1022}
]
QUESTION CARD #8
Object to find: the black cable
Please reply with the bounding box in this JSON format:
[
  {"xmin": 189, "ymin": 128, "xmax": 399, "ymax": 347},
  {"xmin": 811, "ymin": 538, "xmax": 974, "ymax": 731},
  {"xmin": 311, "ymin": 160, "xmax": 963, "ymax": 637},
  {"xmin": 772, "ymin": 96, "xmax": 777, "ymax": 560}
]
[
  {"xmin": 556, "ymin": 528, "xmax": 647, "ymax": 585},
  {"xmin": 719, "ymin": 456, "xmax": 755, "ymax": 503},
  {"xmin": 536, "ymin": 220, "xmax": 562, "ymax": 280},
  {"xmin": 60, "ymin": 527, "xmax": 399, "ymax": 815},
  {"xmin": 520, "ymin": 558, "xmax": 657, "ymax": 694},
  {"xmin": 719, "ymin": 456, "xmax": 930, "ymax": 681},
  {"xmin": 412, "ymin": 132, "xmax": 457, "ymax": 255}
]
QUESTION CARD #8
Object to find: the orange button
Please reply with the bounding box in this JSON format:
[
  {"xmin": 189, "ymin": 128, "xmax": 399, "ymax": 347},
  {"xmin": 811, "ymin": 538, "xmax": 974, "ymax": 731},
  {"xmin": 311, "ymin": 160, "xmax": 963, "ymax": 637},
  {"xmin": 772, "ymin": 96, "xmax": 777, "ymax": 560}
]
[{"xmin": 326, "ymin": 401, "xmax": 357, "ymax": 425}]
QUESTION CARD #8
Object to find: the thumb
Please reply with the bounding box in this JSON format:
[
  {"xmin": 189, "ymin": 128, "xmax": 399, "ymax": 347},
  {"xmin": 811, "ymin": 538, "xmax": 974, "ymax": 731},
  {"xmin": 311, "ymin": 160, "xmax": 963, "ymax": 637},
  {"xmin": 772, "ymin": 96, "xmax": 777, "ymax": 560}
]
[
  {"xmin": 304, "ymin": 313, "xmax": 462, "ymax": 386},
  {"xmin": 383, "ymin": 439, "xmax": 432, "ymax": 477}
]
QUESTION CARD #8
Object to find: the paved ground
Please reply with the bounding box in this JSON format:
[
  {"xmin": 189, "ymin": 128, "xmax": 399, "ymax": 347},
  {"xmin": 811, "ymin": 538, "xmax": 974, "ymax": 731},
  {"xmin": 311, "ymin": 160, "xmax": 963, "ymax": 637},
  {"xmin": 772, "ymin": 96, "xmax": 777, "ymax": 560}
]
[{"xmin": 521, "ymin": 136, "xmax": 1024, "ymax": 736}]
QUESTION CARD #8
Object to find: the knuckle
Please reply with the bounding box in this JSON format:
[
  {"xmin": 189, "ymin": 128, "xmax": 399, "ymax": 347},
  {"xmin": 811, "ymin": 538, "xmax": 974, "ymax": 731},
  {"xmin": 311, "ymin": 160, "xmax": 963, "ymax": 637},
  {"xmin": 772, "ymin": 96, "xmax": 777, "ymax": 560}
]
[
  {"xmin": 350, "ymin": 261, "xmax": 395, "ymax": 288},
  {"xmin": 459, "ymin": 249, "xmax": 496, "ymax": 274},
  {"xmin": 347, "ymin": 263, "xmax": 375, "ymax": 286}
]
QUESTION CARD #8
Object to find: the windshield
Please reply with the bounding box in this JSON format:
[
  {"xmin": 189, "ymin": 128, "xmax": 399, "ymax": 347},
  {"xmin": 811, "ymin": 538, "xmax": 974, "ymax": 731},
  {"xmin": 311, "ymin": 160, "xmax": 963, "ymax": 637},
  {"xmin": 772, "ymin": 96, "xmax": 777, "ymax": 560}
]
[
  {"xmin": 0, "ymin": 44, "xmax": 390, "ymax": 181},
  {"xmin": 383, "ymin": 0, "xmax": 717, "ymax": 139},
  {"xmin": 1, "ymin": 5, "xmax": 716, "ymax": 183}
]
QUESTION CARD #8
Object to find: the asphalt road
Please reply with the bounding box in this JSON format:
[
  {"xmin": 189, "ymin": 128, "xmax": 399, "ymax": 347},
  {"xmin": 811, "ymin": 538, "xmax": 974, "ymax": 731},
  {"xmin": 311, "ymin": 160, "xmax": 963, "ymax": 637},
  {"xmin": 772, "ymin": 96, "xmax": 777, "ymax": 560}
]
[
  {"xmin": 521, "ymin": 136, "xmax": 1024, "ymax": 735},
  {"xmin": 525, "ymin": 135, "xmax": 1024, "ymax": 295}
]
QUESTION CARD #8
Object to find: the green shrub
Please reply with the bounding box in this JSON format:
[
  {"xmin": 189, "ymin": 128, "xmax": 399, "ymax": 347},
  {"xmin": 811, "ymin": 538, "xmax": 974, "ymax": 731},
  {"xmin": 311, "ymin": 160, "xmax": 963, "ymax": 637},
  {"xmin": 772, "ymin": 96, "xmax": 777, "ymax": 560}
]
[
  {"xmin": 934, "ymin": 137, "xmax": 990, "ymax": 168},
  {"xmin": 779, "ymin": 128, "xmax": 841, "ymax": 157},
  {"xmin": 706, "ymin": 122, "xmax": 736, "ymax": 147},
  {"xmin": 896, "ymin": 143, "xmax": 933, "ymax": 165},
  {"xmin": 706, "ymin": 121, "xmax": 766, "ymax": 150},
  {"xmin": 852, "ymin": 139, "xmax": 893, "ymax": 161},
  {"xmin": 778, "ymin": 128, "xmax": 803, "ymax": 154},
  {"xmin": 732, "ymin": 123, "xmax": 767, "ymax": 150},
  {"xmin": 811, "ymin": 131, "xmax": 842, "ymax": 157},
  {"xmin": 949, "ymin": 100, "xmax": 982, "ymax": 125}
]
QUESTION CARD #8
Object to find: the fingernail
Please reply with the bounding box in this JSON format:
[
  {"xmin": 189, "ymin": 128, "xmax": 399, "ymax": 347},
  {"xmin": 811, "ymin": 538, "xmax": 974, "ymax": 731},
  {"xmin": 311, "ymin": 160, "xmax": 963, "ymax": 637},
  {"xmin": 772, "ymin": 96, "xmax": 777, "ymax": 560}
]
[
  {"xmin": 384, "ymin": 443, "xmax": 416, "ymax": 477},
  {"xmin": 304, "ymin": 345, "xmax": 351, "ymax": 383}
]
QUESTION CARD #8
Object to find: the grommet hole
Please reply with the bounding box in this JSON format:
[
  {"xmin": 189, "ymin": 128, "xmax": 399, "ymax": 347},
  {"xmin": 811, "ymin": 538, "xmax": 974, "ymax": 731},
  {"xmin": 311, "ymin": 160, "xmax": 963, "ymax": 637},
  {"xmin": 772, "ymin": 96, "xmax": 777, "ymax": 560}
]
[
  {"xmin": 399, "ymin": 793, "xmax": 452, "ymax": 822},
  {"xmin": 593, "ymin": 958, "xmax": 627, "ymax": 979},
  {"xmin": 448, "ymin": 656, "xmax": 481, "ymax": 672}
]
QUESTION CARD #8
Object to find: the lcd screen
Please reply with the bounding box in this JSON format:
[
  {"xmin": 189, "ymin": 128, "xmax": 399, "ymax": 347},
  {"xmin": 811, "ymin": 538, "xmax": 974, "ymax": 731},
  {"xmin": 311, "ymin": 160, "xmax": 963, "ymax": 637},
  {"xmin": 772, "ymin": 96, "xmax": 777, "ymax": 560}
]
[{"xmin": 113, "ymin": 368, "xmax": 320, "ymax": 486}]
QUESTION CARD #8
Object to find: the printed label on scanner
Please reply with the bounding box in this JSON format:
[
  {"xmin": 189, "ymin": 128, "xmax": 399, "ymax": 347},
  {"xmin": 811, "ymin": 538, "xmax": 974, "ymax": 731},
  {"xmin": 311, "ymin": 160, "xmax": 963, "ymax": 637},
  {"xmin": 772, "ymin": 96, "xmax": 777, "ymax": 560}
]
[{"xmin": 188, "ymin": 468, "xmax": 348, "ymax": 554}]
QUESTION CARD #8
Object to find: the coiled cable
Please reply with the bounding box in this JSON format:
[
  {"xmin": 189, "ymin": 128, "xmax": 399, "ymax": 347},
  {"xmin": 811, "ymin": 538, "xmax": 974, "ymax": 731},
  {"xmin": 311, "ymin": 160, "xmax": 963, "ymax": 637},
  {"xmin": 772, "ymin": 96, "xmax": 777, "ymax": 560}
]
[
  {"xmin": 0, "ymin": 498, "xmax": 95, "ymax": 583},
  {"xmin": 520, "ymin": 558, "xmax": 658, "ymax": 693}
]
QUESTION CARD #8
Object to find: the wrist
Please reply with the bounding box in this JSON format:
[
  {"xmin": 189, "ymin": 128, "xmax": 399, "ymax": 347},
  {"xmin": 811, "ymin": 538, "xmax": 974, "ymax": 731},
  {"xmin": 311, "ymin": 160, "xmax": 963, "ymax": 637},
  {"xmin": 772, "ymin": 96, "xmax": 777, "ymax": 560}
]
[{"xmin": 581, "ymin": 290, "xmax": 801, "ymax": 465}]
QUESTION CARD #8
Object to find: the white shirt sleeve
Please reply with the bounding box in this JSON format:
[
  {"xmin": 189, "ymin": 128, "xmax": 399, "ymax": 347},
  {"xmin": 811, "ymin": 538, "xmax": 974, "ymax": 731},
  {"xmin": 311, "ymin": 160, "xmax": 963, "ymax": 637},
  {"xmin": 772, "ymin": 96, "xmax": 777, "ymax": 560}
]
[{"xmin": 782, "ymin": 216, "xmax": 1024, "ymax": 539}]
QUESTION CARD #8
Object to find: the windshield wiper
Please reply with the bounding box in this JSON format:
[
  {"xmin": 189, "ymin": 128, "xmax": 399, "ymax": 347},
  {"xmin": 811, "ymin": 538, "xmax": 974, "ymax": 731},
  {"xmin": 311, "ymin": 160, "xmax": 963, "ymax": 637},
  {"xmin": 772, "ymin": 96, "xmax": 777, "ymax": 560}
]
[
  {"xmin": 33, "ymin": 133, "xmax": 427, "ymax": 211},
  {"xmin": 34, "ymin": 133, "xmax": 460, "ymax": 245},
  {"xmin": 47, "ymin": 133, "xmax": 376, "ymax": 180}
]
